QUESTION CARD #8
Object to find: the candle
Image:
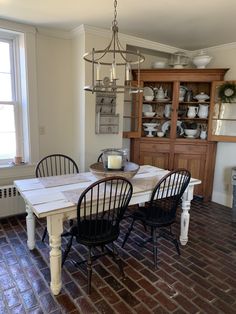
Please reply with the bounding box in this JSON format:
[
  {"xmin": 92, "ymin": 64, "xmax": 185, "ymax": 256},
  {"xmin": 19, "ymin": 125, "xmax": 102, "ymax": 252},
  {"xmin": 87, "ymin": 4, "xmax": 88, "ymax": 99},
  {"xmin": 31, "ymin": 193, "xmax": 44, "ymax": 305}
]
[
  {"xmin": 112, "ymin": 61, "xmax": 116, "ymax": 80},
  {"xmin": 96, "ymin": 63, "xmax": 101, "ymax": 80},
  {"xmin": 110, "ymin": 68, "xmax": 113, "ymax": 81},
  {"xmin": 107, "ymin": 155, "xmax": 122, "ymax": 170},
  {"xmin": 126, "ymin": 63, "xmax": 130, "ymax": 81}
]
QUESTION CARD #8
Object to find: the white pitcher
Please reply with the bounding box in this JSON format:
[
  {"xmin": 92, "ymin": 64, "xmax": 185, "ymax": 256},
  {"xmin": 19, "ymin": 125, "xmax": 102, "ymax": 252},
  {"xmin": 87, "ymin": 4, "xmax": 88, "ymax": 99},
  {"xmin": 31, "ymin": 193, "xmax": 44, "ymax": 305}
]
[
  {"xmin": 198, "ymin": 104, "xmax": 209, "ymax": 118},
  {"xmin": 187, "ymin": 106, "xmax": 198, "ymax": 118},
  {"xmin": 156, "ymin": 86, "xmax": 165, "ymax": 99},
  {"xmin": 164, "ymin": 104, "xmax": 171, "ymax": 118}
]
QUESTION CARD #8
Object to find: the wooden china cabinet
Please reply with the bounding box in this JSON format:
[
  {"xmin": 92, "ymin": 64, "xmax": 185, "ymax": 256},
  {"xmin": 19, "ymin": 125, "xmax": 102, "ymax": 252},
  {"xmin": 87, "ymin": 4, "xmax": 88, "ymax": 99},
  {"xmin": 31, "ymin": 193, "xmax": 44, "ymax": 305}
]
[{"xmin": 123, "ymin": 69, "xmax": 229, "ymax": 201}]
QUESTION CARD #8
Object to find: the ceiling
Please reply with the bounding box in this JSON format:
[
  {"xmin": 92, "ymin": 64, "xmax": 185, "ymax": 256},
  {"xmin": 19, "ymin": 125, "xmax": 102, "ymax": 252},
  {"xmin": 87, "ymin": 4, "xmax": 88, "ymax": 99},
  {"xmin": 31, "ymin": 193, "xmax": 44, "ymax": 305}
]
[{"xmin": 1, "ymin": 0, "xmax": 236, "ymax": 50}]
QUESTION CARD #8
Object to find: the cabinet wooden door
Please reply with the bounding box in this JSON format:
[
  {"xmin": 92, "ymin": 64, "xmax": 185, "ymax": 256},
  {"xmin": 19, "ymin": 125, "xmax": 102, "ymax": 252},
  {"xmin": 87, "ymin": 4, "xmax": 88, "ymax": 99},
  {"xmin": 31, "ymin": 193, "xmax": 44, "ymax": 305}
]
[
  {"xmin": 140, "ymin": 151, "xmax": 170, "ymax": 170},
  {"xmin": 173, "ymin": 152, "xmax": 205, "ymax": 196}
]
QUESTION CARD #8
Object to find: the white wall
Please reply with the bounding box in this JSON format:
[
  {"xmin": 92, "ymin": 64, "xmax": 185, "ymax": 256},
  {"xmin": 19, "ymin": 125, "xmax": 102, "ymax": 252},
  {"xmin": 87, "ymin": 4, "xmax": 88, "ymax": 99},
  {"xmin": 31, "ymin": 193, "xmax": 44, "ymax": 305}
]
[{"xmin": 36, "ymin": 32, "xmax": 75, "ymax": 160}]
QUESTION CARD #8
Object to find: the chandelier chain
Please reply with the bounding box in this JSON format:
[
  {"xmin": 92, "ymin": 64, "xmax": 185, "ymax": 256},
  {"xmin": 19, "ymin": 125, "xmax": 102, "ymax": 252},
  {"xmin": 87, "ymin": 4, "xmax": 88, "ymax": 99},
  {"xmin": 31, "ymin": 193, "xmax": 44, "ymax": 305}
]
[{"xmin": 113, "ymin": 0, "xmax": 118, "ymax": 27}]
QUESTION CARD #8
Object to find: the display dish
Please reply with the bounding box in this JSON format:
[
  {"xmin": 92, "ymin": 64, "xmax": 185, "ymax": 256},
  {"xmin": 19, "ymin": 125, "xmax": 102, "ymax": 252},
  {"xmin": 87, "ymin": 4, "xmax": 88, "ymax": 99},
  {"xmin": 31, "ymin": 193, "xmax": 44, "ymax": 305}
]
[
  {"xmin": 142, "ymin": 104, "xmax": 152, "ymax": 112},
  {"xmin": 144, "ymin": 95, "xmax": 154, "ymax": 101},
  {"xmin": 143, "ymin": 86, "xmax": 154, "ymax": 97},
  {"xmin": 161, "ymin": 120, "xmax": 184, "ymax": 135},
  {"xmin": 155, "ymin": 97, "xmax": 170, "ymax": 102}
]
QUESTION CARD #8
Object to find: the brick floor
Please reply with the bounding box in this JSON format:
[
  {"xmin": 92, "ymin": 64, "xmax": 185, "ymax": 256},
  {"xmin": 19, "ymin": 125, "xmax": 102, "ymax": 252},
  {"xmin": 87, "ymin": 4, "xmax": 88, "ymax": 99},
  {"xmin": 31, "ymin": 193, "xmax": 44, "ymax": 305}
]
[{"xmin": 0, "ymin": 199, "xmax": 236, "ymax": 313}]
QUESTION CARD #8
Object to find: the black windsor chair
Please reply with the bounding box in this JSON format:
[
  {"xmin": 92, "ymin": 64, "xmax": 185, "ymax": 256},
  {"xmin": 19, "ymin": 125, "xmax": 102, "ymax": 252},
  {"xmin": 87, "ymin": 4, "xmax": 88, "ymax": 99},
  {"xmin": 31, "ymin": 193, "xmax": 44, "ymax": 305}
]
[
  {"xmin": 122, "ymin": 169, "xmax": 191, "ymax": 268},
  {"xmin": 35, "ymin": 153, "xmax": 79, "ymax": 242},
  {"xmin": 62, "ymin": 176, "xmax": 133, "ymax": 294}
]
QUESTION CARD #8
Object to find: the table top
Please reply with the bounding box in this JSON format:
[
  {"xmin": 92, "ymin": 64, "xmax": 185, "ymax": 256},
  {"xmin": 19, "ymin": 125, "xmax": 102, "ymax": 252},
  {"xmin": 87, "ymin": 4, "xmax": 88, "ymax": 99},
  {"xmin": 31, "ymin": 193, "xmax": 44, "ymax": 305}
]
[{"xmin": 14, "ymin": 165, "xmax": 201, "ymax": 219}]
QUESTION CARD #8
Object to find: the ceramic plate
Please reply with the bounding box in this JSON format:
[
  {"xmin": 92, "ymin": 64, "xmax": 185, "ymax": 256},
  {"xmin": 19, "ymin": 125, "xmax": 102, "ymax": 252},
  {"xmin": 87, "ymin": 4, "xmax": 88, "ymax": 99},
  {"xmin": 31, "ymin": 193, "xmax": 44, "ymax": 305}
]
[
  {"xmin": 161, "ymin": 120, "xmax": 184, "ymax": 135},
  {"xmin": 142, "ymin": 104, "xmax": 153, "ymax": 112},
  {"xmin": 143, "ymin": 86, "xmax": 154, "ymax": 97}
]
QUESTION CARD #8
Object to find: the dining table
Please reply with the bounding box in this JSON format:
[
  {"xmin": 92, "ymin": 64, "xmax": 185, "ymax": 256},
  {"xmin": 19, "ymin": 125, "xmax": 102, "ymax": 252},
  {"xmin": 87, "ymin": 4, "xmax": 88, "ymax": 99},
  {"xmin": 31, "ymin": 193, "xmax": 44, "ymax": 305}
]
[{"xmin": 14, "ymin": 165, "xmax": 201, "ymax": 295}]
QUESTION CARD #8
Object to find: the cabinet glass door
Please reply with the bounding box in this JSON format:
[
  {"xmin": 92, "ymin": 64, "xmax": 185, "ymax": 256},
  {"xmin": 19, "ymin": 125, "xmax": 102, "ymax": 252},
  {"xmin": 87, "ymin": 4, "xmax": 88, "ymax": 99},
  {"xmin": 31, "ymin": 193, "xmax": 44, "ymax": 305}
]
[
  {"xmin": 123, "ymin": 81, "xmax": 142, "ymax": 138},
  {"xmin": 209, "ymin": 81, "xmax": 236, "ymax": 142}
]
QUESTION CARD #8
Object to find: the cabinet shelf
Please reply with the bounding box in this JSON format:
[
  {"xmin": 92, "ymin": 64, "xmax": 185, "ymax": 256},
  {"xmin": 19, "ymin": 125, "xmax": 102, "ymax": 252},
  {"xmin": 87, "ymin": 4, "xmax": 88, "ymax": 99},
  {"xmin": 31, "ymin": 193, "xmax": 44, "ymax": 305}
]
[
  {"xmin": 179, "ymin": 101, "xmax": 210, "ymax": 105},
  {"xmin": 143, "ymin": 100, "xmax": 172, "ymax": 104}
]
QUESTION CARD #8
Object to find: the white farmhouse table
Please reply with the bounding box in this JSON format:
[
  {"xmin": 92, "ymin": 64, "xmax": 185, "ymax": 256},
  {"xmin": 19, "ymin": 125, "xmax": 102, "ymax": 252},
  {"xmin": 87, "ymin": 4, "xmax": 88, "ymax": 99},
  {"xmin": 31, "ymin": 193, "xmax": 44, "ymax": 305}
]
[{"xmin": 14, "ymin": 165, "xmax": 201, "ymax": 295}]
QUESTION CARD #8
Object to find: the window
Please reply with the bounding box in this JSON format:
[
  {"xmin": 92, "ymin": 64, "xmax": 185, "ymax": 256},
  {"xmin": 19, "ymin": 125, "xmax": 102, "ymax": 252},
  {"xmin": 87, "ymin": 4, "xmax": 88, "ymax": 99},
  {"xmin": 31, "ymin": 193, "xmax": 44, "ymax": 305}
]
[
  {"xmin": 0, "ymin": 21, "xmax": 38, "ymax": 169},
  {"xmin": 0, "ymin": 34, "xmax": 23, "ymax": 165}
]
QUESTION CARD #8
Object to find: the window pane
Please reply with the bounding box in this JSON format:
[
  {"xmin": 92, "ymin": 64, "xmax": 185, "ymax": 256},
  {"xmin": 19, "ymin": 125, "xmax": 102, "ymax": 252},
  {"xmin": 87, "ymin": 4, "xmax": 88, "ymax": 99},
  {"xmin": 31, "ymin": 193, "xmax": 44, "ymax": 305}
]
[
  {"xmin": 0, "ymin": 42, "xmax": 10, "ymax": 72},
  {"xmin": 0, "ymin": 73, "xmax": 12, "ymax": 101},
  {"xmin": 0, "ymin": 105, "xmax": 16, "ymax": 159},
  {"xmin": 0, "ymin": 41, "xmax": 12, "ymax": 101}
]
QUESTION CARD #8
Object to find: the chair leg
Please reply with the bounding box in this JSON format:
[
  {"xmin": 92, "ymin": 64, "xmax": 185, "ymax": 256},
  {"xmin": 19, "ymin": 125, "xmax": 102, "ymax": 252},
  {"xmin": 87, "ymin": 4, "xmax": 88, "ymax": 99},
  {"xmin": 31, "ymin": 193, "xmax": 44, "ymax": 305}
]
[
  {"xmin": 87, "ymin": 247, "xmax": 92, "ymax": 294},
  {"xmin": 173, "ymin": 238, "xmax": 181, "ymax": 255},
  {"xmin": 42, "ymin": 227, "xmax": 47, "ymax": 242},
  {"xmin": 62, "ymin": 235, "xmax": 73, "ymax": 266},
  {"xmin": 152, "ymin": 228, "xmax": 158, "ymax": 269},
  {"xmin": 122, "ymin": 218, "xmax": 135, "ymax": 248},
  {"xmin": 112, "ymin": 243, "xmax": 125, "ymax": 278}
]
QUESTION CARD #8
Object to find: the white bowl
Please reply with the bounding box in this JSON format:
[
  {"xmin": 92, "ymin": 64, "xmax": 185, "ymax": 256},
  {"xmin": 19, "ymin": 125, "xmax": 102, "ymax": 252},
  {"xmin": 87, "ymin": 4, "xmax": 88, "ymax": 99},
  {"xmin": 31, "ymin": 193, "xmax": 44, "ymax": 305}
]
[
  {"xmin": 192, "ymin": 51, "xmax": 212, "ymax": 69},
  {"xmin": 151, "ymin": 61, "xmax": 166, "ymax": 69},
  {"xmin": 143, "ymin": 123, "xmax": 158, "ymax": 128},
  {"xmin": 157, "ymin": 131, "xmax": 164, "ymax": 137},
  {"xmin": 194, "ymin": 92, "xmax": 210, "ymax": 102},
  {"xmin": 184, "ymin": 129, "xmax": 198, "ymax": 137},
  {"xmin": 144, "ymin": 95, "xmax": 154, "ymax": 101},
  {"xmin": 143, "ymin": 112, "xmax": 155, "ymax": 117}
]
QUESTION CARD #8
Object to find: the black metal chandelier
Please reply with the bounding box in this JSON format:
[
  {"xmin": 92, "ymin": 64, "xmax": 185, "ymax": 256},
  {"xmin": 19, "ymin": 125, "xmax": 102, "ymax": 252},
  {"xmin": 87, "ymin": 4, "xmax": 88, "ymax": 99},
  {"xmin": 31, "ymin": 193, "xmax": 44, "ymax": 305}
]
[{"xmin": 83, "ymin": 0, "xmax": 145, "ymax": 94}]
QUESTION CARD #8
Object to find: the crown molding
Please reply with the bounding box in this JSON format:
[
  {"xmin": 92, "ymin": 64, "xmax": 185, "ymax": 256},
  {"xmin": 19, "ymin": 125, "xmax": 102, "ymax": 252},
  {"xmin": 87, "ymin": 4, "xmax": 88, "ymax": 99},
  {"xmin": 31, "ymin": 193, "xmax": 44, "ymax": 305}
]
[
  {"xmin": 74, "ymin": 24, "xmax": 186, "ymax": 55},
  {"xmin": 36, "ymin": 27, "xmax": 72, "ymax": 39},
  {"xmin": 0, "ymin": 18, "xmax": 36, "ymax": 34},
  {"xmin": 205, "ymin": 42, "xmax": 236, "ymax": 52}
]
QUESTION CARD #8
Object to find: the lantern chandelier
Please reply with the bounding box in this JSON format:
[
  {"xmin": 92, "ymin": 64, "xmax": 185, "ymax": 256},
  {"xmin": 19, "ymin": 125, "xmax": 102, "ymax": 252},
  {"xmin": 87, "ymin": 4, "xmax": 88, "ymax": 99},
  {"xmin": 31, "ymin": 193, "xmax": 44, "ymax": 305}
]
[{"xmin": 83, "ymin": 0, "xmax": 145, "ymax": 94}]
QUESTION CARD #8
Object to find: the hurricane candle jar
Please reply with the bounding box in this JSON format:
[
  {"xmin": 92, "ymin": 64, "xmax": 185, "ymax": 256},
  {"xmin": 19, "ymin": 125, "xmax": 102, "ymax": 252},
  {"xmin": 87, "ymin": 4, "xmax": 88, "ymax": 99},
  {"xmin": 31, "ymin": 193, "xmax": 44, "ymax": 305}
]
[{"xmin": 102, "ymin": 149, "xmax": 127, "ymax": 170}]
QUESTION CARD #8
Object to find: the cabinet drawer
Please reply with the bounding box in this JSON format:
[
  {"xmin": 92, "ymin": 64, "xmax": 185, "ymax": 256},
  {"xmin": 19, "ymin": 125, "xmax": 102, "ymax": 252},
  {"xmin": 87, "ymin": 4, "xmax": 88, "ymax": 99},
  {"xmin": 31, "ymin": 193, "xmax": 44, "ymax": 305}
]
[
  {"xmin": 174, "ymin": 144, "xmax": 207, "ymax": 154},
  {"xmin": 140, "ymin": 142, "xmax": 171, "ymax": 153}
]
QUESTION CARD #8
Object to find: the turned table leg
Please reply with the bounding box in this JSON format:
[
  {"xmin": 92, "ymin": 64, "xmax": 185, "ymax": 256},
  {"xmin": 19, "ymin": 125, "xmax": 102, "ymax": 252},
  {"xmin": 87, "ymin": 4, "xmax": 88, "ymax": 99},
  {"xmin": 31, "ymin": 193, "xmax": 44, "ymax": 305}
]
[
  {"xmin": 47, "ymin": 214, "xmax": 63, "ymax": 295},
  {"xmin": 26, "ymin": 204, "xmax": 35, "ymax": 250},
  {"xmin": 180, "ymin": 185, "xmax": 194, "ymax": 246}
]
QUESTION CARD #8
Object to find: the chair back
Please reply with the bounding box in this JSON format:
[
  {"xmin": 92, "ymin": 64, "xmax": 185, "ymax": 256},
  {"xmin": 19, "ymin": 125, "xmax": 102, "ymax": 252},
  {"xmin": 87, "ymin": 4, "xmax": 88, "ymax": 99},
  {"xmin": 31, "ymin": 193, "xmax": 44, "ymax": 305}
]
[
  {"xmin": 147, "ymin": 169, "xmax": 191, "ymax": 224},
  {"xmin": 76, "ymin": 176, "xmax": 133, "ymax": 244},
  {"xmin": 35, "ymin": 154, "xmax": 79, "ymax": 177}
]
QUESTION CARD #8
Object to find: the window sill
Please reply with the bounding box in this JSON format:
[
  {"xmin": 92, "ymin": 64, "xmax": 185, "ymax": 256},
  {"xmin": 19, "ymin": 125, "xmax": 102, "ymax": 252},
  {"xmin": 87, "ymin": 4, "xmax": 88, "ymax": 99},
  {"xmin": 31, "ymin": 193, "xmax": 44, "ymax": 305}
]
[{"xmin": 0, "ymin": 163, "xmax": 36, "ymax": 186}]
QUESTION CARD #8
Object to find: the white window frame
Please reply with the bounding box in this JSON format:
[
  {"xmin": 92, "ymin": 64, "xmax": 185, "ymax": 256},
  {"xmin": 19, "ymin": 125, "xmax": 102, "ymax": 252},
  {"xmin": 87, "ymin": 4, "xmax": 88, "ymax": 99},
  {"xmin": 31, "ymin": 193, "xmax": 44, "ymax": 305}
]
[
  {"xmin": 0, "ymin": 36, "xmax": 23, "ymax": 165},
  {"xmin": 0, "ymin": 19, "xmax": 39, "ymax": 167}
]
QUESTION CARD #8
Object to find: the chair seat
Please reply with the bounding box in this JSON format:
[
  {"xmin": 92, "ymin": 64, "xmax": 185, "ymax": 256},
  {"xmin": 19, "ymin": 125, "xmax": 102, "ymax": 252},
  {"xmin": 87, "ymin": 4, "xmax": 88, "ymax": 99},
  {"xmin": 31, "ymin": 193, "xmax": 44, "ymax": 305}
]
[
  {"xmin": 72, "ymin": 220, "xmax": 120, "ymax": 246},
  {"xmin": 134, "ymin": 206, "xmax": 176, "ymax": 227}
]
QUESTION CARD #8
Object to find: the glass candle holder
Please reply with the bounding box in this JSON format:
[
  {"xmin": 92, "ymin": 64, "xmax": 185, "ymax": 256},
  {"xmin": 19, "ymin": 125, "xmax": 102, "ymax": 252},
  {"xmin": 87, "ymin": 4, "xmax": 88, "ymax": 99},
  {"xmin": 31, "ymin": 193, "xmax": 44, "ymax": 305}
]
[{"xmin": 102, "ymin": 148, "xmax": 127, "ymax": 170}]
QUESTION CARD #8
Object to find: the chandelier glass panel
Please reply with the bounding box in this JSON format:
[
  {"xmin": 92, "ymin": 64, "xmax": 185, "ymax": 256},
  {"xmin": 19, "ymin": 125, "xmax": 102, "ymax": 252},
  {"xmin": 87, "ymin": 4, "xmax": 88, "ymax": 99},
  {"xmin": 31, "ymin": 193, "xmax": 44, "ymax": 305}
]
[{"xmin": 83, "ymin": 0, "xmax": 145, "ymax": 93}]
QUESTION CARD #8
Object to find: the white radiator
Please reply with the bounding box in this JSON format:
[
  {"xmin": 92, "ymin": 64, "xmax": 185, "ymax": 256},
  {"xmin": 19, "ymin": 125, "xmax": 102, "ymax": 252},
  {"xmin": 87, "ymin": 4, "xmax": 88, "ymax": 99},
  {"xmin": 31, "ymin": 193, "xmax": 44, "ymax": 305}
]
[{"xmin": 0, "ymin": 185, "xmax": 25, "ymax": 218}]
